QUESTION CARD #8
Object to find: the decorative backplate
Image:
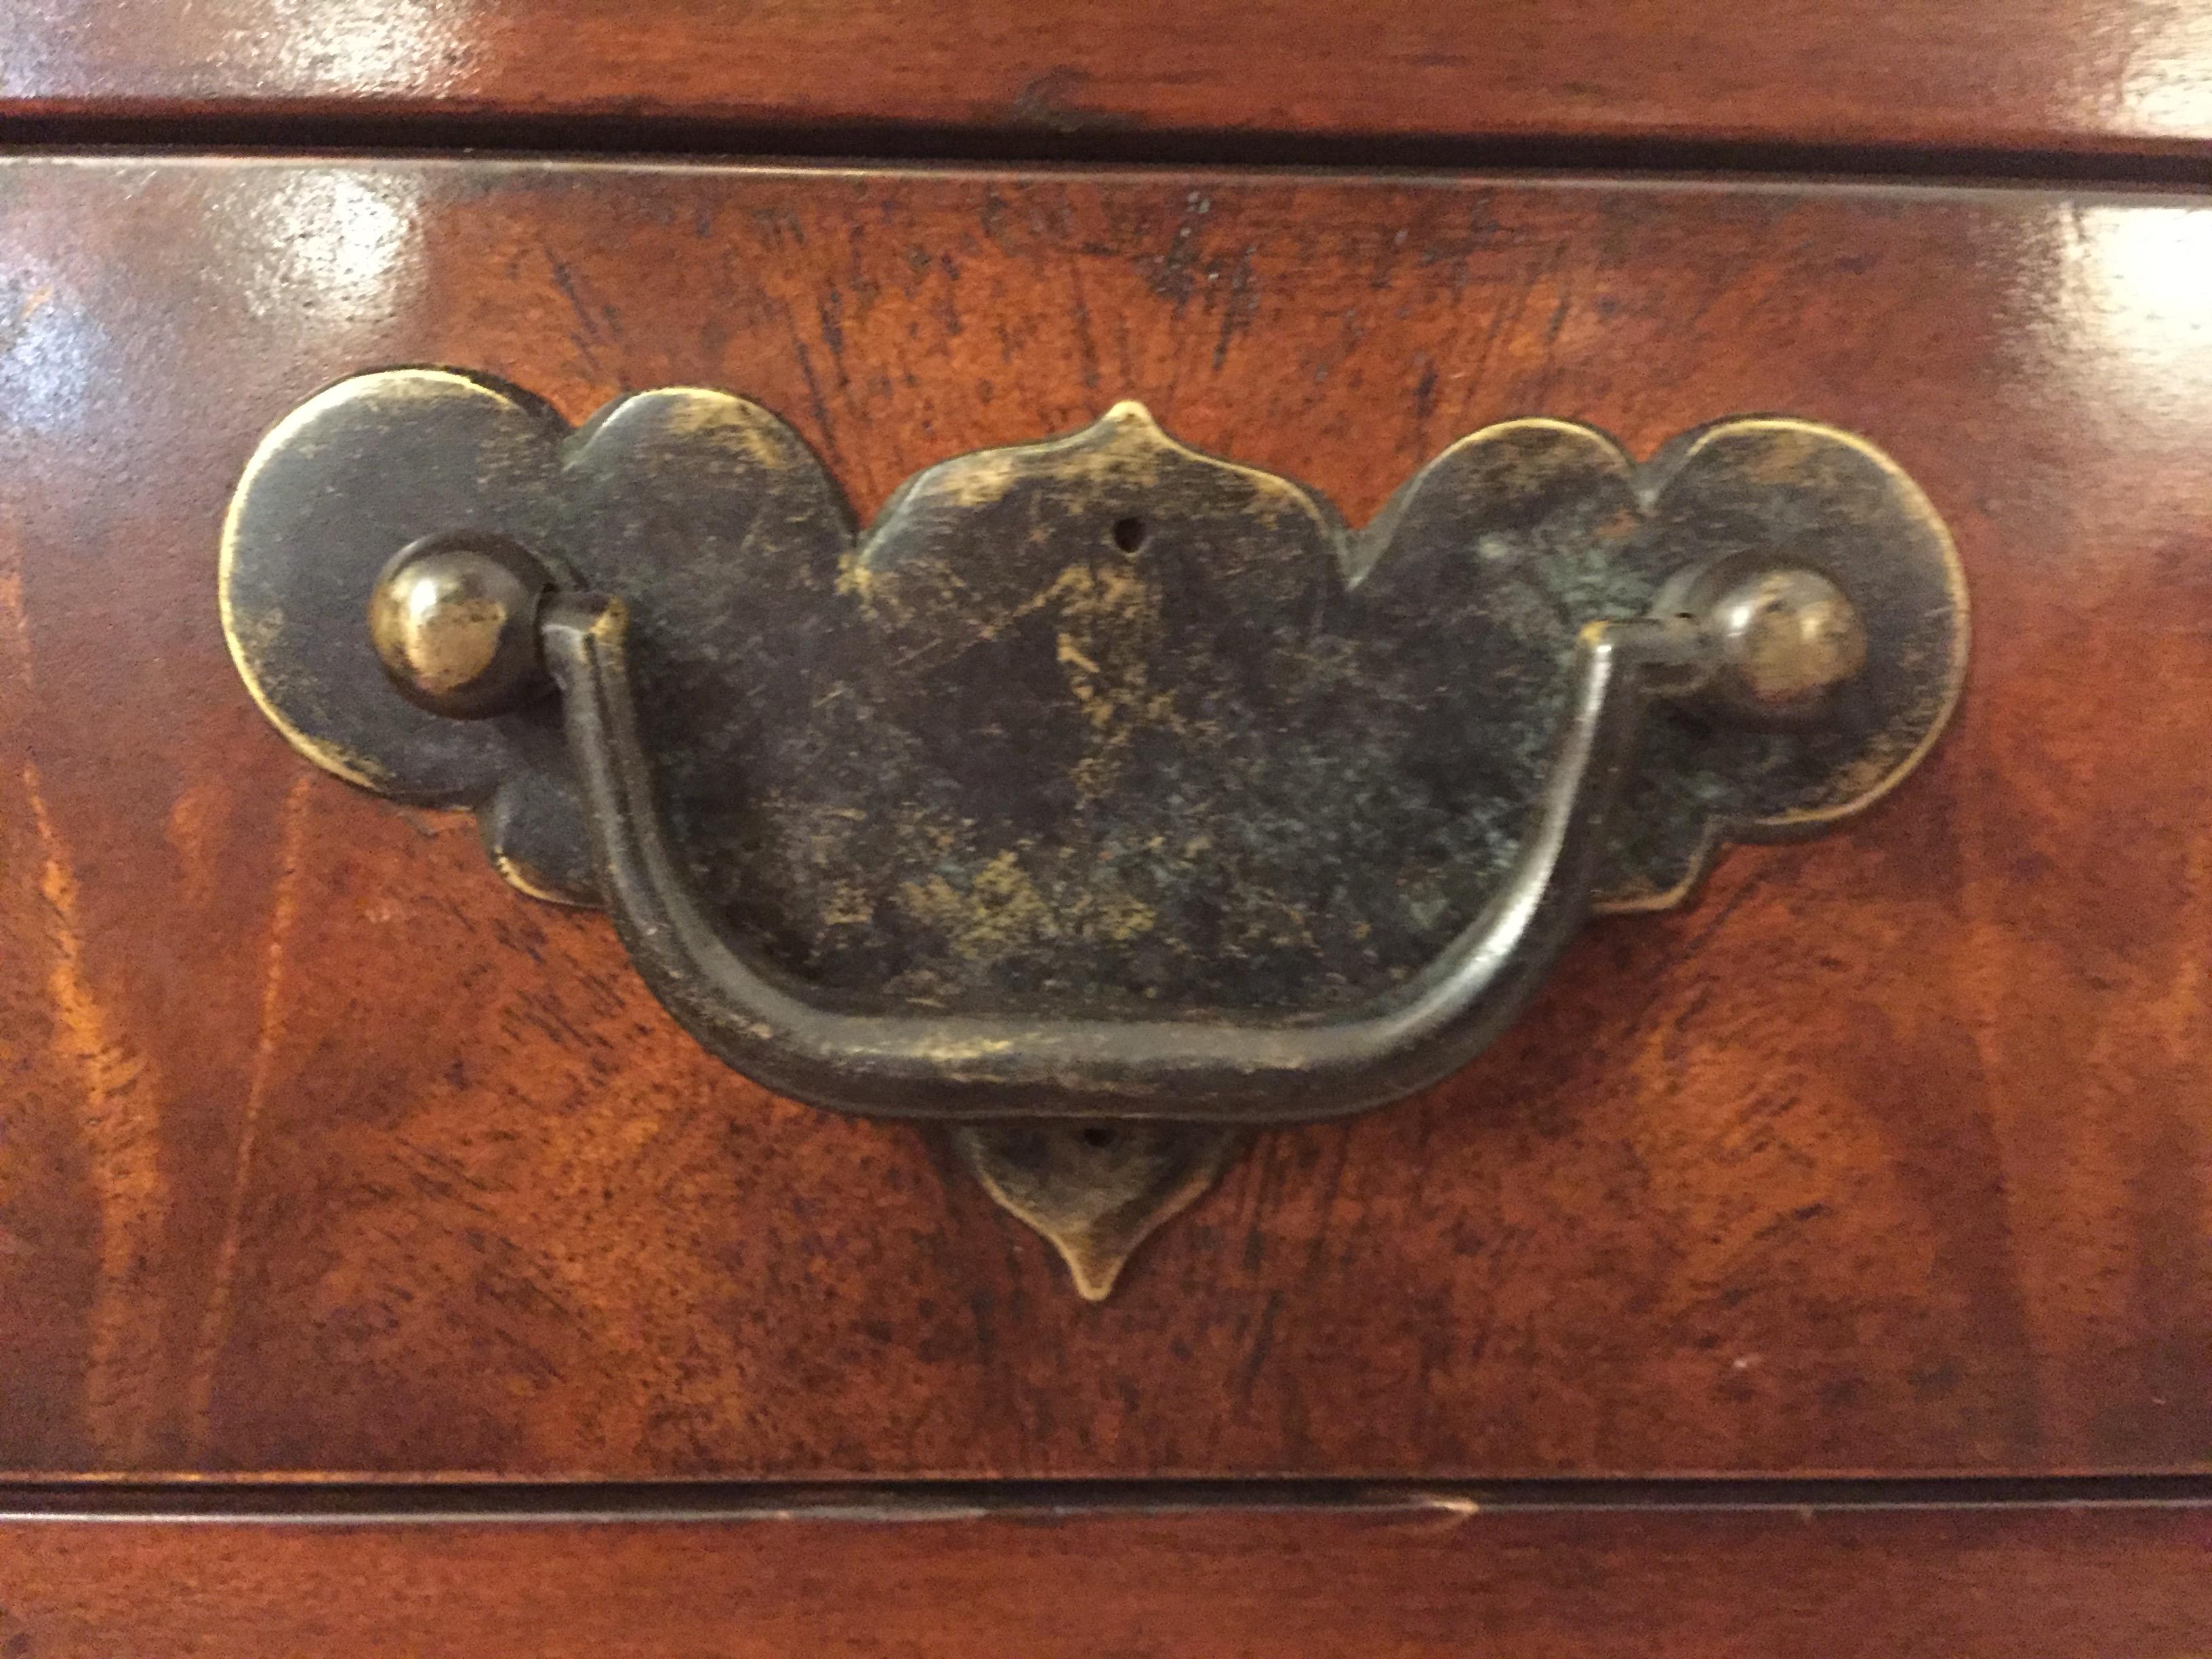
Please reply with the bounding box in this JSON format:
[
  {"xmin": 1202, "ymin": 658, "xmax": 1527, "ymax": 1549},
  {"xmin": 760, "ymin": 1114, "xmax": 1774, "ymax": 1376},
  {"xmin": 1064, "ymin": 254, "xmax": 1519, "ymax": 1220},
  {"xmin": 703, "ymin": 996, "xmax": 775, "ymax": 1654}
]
[{"xmin": 222, "ymin": 370, "xmax": 1966, "ymax": 1296}]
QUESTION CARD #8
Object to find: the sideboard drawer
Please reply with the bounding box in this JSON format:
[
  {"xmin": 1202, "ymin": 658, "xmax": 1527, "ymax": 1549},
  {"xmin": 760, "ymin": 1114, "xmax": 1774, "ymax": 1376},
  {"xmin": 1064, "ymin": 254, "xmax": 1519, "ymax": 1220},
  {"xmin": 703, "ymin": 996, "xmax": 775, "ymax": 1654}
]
[
  {"xmin": 7, "ymin": 0, "xmax": 2212, "ymax": 161},
  {"xmin": 1, "ymin": 157, "xmax": 2207, "ymax": 1481},
  {"xmin": 3, "ymin": 1495, "xmax": 2208, "ymax": 1657}
]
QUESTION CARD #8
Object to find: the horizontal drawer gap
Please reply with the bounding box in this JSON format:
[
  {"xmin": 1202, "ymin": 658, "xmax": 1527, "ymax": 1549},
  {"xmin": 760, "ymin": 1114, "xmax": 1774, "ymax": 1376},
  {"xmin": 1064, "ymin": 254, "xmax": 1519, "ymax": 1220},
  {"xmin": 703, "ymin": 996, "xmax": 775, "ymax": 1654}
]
[
  {"xmin": 5, "ymin": 1475, "xmax": 2211, "ymax": 1524},
  {"xmin": 3, "ymin": 110, "xmax": 2210, "ymax": 189}
]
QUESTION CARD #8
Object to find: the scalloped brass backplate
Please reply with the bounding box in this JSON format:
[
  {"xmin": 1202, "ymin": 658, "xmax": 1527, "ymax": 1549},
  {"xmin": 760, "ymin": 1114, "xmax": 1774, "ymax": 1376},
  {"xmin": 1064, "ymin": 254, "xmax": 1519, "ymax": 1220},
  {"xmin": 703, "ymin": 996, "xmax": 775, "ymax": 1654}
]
[{"xmin": 222, "ymin": 371, "xmax": 1965, "ymax": 1297}]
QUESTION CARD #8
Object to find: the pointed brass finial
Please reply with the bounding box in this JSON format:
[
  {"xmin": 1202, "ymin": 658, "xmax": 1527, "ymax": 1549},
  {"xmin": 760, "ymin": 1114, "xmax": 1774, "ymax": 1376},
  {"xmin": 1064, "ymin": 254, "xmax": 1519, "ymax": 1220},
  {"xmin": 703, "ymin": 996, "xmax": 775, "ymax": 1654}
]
[{"xmin": 953, "ymin": 1122, "xmax": 1244, "ymax": 1300}]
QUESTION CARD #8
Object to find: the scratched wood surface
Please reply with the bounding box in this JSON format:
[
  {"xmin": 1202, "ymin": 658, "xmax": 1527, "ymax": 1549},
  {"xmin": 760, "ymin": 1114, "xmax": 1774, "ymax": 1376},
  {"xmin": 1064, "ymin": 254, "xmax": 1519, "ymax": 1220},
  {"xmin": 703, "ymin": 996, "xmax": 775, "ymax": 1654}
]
[
  {"xmin": 5, "ymin": 0, "xmax": 2212, "ymax": 161},
  {"xmin": 1, "ymin": 159, "xmax": 2209, "ymax": 1479},
  {"xmin": 3, "ymin": 1501, "xmax": 2208, "ymax": 1656}
]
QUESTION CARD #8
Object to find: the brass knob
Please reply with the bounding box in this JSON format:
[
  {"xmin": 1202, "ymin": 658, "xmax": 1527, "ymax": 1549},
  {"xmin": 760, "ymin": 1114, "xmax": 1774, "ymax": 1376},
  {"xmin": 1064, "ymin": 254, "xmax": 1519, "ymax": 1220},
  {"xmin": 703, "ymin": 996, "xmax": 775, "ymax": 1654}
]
[
  {"xmin": 368, "ymin": 534, "xmax": 554, "ymax": 718},
  {"xmin": 1704, "ymin": 566, "xmax": 1868, "ymax": 724},
  {"xmin": 1655, "ymin": 558, "xmax": 1870, "ymax": 728}
]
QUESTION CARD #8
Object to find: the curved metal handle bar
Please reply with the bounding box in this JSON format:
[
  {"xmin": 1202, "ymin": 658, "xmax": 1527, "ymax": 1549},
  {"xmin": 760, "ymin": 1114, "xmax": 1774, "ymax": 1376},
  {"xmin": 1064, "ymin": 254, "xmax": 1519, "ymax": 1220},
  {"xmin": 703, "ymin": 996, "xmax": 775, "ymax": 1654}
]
[{"xmin": 541, "ymin": 592, "xmax": 1706, "ymax": 1124}]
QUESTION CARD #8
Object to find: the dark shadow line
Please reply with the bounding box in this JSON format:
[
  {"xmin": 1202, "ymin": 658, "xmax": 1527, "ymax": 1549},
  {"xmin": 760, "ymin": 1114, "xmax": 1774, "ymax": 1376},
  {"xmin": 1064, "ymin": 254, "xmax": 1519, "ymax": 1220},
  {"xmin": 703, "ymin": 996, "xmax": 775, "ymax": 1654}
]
[
  {"xmin": 5, "ymin": 1473, "xmax": 2212, "ymax": 1523},
  {"xmin": 2, "ymin": 110, "xmax": 2210, "ymax": 188}
]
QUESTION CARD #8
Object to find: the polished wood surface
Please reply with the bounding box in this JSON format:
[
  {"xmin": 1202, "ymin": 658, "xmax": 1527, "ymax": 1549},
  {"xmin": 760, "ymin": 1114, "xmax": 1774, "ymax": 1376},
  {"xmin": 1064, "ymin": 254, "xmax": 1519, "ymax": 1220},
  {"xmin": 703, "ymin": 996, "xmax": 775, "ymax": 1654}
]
[
  {"xmin": 2, "ymin": 1499, "xmax": 2207, "ymax": 1656},
  {"xmin": 3, "ymin": 0, "xmax": 2211, "ymax": 160},
  {"xmin": 2, "ymin": 159, "xmax": 2209, "ymax": 1479}
]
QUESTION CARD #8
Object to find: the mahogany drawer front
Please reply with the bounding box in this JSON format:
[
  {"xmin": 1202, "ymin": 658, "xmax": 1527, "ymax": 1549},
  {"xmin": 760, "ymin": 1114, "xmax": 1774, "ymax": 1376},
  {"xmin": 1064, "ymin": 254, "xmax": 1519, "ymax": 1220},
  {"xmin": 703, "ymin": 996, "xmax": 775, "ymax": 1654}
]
[
  {"xmin": 4, "ymin": 0, "xmax": 2212, "ymax": 163},
  {"xmin": 1, "ymin": 1497, "xmax": 2207, "ymax": 1656},
  {"xmin": 1, "ymin": 157, "xmax": 2209, "ymax": 1482}
]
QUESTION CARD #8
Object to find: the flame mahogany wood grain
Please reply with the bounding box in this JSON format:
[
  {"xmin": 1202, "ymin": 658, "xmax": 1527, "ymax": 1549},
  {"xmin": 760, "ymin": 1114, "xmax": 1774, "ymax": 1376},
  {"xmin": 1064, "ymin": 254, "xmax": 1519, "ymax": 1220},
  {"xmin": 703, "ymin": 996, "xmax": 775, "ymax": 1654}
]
[
  {"xmin": 3, "ymin": 0, "xmax": 2210, "ymax": 161},
  {"xmin": 1, "ymin": 1501, "xmax": 2207, "ymax": 1656},
  {"xmin": 1, "ymin": 158, "xmax": 2209, "ymax": 1479}
]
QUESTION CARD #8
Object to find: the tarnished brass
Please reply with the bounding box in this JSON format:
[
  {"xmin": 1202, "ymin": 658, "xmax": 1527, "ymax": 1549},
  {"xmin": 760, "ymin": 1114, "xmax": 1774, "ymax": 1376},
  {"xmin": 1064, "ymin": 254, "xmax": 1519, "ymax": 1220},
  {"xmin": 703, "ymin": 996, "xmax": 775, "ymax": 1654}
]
[
  {"xmin": 220, "ymin": 370, "xmax": 1968, "ymax": 1296},
  {"xmin": 368, "ymin": 533, "xmax": 553, "ymax": 718},
  {"xmin": 954, "ymin": 1124, "xmax": 1246, "ymax": 1301},
  {"xmin": 1656, "ymin": 558, "xmax": 1871, "ymax": 728}
]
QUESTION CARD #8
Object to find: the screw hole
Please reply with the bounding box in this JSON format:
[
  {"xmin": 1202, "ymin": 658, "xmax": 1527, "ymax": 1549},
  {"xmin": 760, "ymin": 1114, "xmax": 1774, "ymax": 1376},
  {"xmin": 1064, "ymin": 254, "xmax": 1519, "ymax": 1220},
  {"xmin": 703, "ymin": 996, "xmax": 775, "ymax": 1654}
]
[
  {"xmin": 1080, "ymin": 1124, "xmax": 1119, "ymax": 1150},
  {"xmin": 1111, "ymin": 516, "xmax": 1147, "ymax": 553}
]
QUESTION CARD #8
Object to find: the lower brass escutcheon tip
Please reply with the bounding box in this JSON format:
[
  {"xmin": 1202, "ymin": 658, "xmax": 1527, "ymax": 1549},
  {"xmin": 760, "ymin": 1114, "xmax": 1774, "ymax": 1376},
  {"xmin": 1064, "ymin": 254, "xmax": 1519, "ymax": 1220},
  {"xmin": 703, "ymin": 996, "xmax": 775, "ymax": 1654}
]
[{"xmin": 953, "ymin": 1122, "xmax": 1246, "ymax": 1300}]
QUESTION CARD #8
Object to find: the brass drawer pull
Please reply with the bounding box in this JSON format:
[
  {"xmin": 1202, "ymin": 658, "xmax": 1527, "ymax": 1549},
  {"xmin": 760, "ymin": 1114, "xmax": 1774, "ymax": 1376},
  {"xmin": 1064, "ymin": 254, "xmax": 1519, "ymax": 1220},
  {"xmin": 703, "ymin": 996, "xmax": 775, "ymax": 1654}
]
[{"xmin": 223, "ymin": 371, "xmax": 1966, "ymax": 1295}]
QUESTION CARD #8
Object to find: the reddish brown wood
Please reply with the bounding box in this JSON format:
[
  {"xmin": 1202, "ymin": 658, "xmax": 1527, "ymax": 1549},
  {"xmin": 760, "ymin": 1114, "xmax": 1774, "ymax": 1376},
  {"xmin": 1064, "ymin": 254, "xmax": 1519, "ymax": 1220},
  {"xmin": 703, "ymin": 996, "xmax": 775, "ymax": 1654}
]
[
  {"xmin": 1, "ymin": 159, "xmax": 2209, "ymax": 1480},
  {"xmin": 1, "ymin": 0, "xmax": 2210, "ymax": 159},
  {"xmin": 1, "ymin": 1500, "xmax": 2207, "ymax": 1656}
]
